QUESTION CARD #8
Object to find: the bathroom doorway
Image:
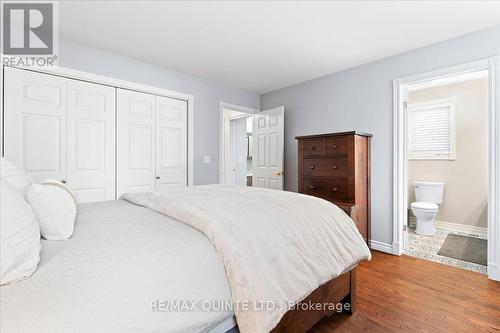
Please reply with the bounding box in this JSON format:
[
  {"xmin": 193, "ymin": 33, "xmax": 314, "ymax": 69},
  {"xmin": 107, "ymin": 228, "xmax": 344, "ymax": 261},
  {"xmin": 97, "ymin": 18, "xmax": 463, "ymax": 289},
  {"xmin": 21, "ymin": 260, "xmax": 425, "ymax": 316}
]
[
  {"xmin": 405, "ymin": 71, "xmax": 488, "ymax": 274},
  {"xmin": 393, "ymin": 57, "xmax": 500, "ymax": 281}
]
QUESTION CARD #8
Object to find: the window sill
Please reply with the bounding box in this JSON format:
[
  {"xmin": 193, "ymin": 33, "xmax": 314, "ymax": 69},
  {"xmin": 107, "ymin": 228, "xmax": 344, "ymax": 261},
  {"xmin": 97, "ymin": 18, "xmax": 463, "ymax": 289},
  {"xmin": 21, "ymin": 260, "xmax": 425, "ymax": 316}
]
[{"xmin": 409, "ymin": 156, "xmax": 456, "ymax": 161}]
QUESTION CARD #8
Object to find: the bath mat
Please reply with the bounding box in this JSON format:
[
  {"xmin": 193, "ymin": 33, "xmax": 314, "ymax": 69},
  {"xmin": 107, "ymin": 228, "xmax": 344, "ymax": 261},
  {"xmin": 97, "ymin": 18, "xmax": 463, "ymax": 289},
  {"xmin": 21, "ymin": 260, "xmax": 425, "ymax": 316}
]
[{"xmin": 437, "ymin": 234, "xmax": 487, "ymax": 266}]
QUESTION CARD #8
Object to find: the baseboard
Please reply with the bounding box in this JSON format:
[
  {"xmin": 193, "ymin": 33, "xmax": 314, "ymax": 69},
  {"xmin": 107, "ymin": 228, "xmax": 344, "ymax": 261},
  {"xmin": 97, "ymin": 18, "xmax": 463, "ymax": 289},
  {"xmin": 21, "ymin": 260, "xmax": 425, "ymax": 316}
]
[
  {"xmin": 408, "ymin": 217, "xmax": 487, "ymax": 239},
  {"xmin": 369, "ymin": 240, "xmax": 393, "ymax": 254},
  {"xmin": 488, "ymin": 263, "xmax": 500, "ymax": 281},
  {"xmin": 392, "ymin": 241, "xmax": 403, "ymax": 255}
]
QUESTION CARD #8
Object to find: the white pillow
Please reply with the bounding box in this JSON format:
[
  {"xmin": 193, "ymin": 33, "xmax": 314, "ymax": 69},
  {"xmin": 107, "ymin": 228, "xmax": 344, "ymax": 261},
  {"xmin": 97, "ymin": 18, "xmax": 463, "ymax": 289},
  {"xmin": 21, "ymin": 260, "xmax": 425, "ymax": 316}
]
[
  {"xmin": 26, "ymin": 180, "xmax": 77, "ymax": 240},
  {"xmin": 1, "ymin": 177, "xmax": 41, "ymax": 285},
  {"xmin": 0, "ymin": 158, "xmax": 33, "ymax": 197}
]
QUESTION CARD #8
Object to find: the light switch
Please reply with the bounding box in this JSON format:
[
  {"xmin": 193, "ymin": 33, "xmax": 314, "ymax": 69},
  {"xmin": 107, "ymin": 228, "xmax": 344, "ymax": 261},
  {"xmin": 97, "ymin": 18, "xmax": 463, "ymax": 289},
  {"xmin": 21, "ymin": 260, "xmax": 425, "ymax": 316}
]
[{"xmin": 202, "ymin": 155, "xmax": 211, "ymax": 164}]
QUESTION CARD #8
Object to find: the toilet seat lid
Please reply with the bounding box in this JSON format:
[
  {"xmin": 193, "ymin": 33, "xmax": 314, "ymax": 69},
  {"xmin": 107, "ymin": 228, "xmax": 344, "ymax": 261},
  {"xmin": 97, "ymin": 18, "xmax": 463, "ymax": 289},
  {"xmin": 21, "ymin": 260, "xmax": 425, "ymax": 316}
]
[{"xmin": 411, "ymin": 202, "xmax": 438, "ymax": 210}]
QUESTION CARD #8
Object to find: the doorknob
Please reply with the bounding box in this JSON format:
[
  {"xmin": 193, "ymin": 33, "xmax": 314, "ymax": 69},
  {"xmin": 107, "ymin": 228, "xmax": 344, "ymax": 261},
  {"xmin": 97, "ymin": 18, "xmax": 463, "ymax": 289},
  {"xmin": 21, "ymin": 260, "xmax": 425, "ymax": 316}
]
[{"xmin": 273, "ymin": 171, "xmax": 284, "ymax": 176}]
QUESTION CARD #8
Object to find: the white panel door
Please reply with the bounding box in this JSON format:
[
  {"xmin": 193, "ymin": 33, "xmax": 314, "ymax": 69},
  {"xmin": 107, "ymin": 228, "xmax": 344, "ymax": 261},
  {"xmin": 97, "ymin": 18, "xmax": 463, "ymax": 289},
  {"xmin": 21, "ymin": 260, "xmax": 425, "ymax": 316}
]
[
  {"xmin": 117, "ymin": 89, "xmax": 156, "ymax": 197},
  {"xmin": 67, "ymin": 79, "xmax": 116, "ymax": 203},
  {"xmin": 252, "ymin": 106, "xmax": 285, "ymax": 190},
  {"xmin": 4, "ymin": 67, "xmax": 67, "ymax": 183},
  {"xmin": 155, "ymin": 96, "xmax": 188, "ymax": 192}
]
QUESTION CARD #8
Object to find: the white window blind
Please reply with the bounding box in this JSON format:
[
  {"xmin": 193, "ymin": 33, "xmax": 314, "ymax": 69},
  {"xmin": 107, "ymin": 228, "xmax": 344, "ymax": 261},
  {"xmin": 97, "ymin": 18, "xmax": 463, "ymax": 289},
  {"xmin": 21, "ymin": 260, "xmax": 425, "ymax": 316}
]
[{"xmin": 407, "ymin": 98, "xmax": 455, "ymax": 159}]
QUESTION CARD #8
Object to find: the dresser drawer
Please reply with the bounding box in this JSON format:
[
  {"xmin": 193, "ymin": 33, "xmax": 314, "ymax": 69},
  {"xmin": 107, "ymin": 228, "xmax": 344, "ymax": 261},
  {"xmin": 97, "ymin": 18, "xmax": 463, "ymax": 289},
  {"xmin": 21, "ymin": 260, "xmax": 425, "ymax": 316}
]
[
  {"xmin": 303, "ymin": 157, "xmax": 348, "ymax": 177},
  {"xmin": 324, "ymin": 136, "xmax": 348, "ymax": 156},
  {"xmin": 303, "ymin": 178, "xmax": 349, "ymax": 202},
  {"xmin": 303, "ymin": 138, "xmax": 324, "ymax": 156}
]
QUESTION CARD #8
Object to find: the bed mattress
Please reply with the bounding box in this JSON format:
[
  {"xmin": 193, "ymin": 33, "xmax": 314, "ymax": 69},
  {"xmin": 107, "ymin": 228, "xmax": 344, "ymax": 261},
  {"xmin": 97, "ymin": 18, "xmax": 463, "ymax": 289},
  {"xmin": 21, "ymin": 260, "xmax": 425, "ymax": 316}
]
[{"xmin": 1, "ymin": 200, "xmax": 235, "ymax": 333}]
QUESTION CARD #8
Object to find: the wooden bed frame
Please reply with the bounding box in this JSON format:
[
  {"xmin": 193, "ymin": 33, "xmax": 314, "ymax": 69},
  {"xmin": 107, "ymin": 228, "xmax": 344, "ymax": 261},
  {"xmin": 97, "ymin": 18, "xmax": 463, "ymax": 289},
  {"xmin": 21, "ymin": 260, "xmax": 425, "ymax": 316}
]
[
  {"xmin": 270, "ymin": 267, "xmax": 356, "ymax": 333},
  {"xmin": 271, "ymin": 205, "xmax": 360, "ymax": 332}
]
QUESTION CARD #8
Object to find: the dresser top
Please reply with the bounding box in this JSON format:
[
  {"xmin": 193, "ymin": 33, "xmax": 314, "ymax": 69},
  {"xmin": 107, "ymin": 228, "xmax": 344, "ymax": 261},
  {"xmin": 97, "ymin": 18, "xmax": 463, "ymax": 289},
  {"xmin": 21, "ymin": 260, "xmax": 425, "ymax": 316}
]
[{"xmin": 295, "ymin": 131, "xmax": 373, "ymax": 139}]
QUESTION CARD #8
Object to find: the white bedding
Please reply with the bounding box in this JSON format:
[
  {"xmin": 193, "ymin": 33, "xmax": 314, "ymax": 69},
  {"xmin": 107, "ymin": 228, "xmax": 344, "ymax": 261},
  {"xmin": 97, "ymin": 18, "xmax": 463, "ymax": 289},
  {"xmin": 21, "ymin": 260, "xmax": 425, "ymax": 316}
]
[
  {"xmin": 122, "ymin": 185, "xmax": 371, "ymax": 333},
  {"xmin": 0, "ymin": 200, "xmax": 235, "ymax": 333}
]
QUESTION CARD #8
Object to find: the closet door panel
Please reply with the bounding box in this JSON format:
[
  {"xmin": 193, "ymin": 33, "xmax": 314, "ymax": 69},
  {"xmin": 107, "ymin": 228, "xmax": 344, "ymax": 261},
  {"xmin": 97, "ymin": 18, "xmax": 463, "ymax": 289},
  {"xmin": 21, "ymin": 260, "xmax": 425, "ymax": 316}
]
[
  {"xmin": 67, "ymin": 79, "xmax": 116, "ymax": 203},
  {"xmin": 117, "ymin": 89, "xmax": 156, "ymax": 197},
  {"xmin": 4, "ymin": 67, "xmax": 67, "ymax": 183},
  {"xmin": 155, "ymin": 96, "xmax": 188, "ymax": 192}
]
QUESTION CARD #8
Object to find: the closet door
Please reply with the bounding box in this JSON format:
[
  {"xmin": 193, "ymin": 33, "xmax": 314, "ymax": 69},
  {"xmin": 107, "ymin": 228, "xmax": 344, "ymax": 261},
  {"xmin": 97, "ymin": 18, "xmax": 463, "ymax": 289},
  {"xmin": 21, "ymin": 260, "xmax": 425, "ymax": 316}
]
[
  {"xmin": 4, "ymin": 67, "xmax": 67, "ymax": 183},
  {"xmin": 155, "ymin": 96, "xmax": 188, "ymax": 191},
  {"xmin": 117, "ymin": 89, "xmax": 156, "ymax": 197},
  {"xmin": 67, "ymin": 79, "xmax": 116, "ymax": 203}
]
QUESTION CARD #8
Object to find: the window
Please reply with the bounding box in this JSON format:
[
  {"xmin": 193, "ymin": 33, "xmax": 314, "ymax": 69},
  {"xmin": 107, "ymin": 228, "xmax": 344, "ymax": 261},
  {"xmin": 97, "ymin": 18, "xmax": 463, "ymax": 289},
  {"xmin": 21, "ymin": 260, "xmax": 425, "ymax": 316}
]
[{"xmin": 407, "ymin": 97, "xmax": 455, "ymax": 160}]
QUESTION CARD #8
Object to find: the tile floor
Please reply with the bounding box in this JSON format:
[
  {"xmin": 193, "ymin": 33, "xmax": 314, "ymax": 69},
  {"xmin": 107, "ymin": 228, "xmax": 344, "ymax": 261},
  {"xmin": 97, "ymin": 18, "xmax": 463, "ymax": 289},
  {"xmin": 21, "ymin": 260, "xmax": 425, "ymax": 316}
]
[{"xmin": 406, "ymin": 225, "xmax": 487, "ymax": 274}]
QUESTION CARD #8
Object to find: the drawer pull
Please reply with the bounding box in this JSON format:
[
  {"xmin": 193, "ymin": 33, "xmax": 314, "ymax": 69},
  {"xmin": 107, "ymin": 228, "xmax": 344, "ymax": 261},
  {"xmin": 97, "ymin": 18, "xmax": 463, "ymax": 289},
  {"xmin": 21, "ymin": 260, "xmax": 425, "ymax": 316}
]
[
  {"xmin": 310, "ymin": 165, "xmax": 315, "ymax": 169},
  {"xmin": 332, "ymin": 165, "xmax": 338, "ymax": 169},
  {"xmin": 332, "ymin": 145, "xmax": 338, "ymax": 149},
  {"xmin": 331, "ymin": 187, "xmax": 338, "ymax": 192},
  {"xmin": 309, "ymin": 185, "xmax": 316, "ymax": 190},
  {"xmin": 308, "ymin": 146, "xmax": 315, "ymax": 151}
]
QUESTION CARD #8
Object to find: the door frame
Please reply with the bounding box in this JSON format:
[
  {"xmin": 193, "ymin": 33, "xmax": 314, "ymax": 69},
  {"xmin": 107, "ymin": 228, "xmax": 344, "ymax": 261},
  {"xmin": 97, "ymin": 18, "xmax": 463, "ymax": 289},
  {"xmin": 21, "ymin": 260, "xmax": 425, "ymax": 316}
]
[
  {"xmin": 392, "ymin": 56, "xmax": 500, "ymax": 281},
  {"xmin": 1, "ymin": 65, "xmax": 195, "ymax": 185},
  {"xmin": 219, "ymin": 102, "xmax": 258, "ymax": 184}
]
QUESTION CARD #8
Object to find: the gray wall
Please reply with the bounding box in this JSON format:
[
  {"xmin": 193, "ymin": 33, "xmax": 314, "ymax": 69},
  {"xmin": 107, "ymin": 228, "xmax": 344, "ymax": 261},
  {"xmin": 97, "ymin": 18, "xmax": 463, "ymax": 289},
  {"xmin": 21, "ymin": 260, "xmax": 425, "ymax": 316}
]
[
  {"xmin": 58, "ymin": 40, "xmax": 260, "ymax": 185},
  {"xmin": 260, "ymin": 26, "xmax": 500, "ymax": 246}
]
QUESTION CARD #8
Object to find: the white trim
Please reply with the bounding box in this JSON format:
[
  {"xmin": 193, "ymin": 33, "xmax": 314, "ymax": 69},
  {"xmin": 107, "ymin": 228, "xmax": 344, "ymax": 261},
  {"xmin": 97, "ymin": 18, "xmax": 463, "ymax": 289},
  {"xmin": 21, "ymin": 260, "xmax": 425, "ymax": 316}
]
[
  {"xmin": 0, "ymin": 61, "xmax": 3, "ymax": 158},
  {"xmin": 228, "ymin": 112, "xmax": 250, "ymax": 120},
  {"xmin": 488, "ymin": 56, "xmax": 500, "ymax": 281},
  {"xmin": 219, "ymin": 102, "xmax": 258, "ymax": 184},
  {"xmin": 409, "ymin": 217, "xmax": 488, "ymax": 239},
  {"xmin": 2, "ymin": 65, "xmax": 195, "ymax": 185},
  {"xmin": 220, "ymin": 102, "xmax": 258, "ymax": 115},
  {"xmin": 392, "ymin": 78, "xmax": 406, "ymax": 256},
  {"xmin": 407, "ymin": 69, "xmax": 489, "ymax": 92},
  {"xmin": 369, "ymin": 240, "xmax": 394, "ymax": 254},
  {"xmin": 393, "ymin": 56, "xmax": 500, "ymax": 281}
]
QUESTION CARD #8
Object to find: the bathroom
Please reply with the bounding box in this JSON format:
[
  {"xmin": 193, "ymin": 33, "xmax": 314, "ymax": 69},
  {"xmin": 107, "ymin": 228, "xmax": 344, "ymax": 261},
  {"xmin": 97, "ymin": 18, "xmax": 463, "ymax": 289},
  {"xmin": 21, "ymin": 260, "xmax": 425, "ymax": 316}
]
[{"xmin": 405, "ymin": 71, "xmax": 489, "ymax": 274}]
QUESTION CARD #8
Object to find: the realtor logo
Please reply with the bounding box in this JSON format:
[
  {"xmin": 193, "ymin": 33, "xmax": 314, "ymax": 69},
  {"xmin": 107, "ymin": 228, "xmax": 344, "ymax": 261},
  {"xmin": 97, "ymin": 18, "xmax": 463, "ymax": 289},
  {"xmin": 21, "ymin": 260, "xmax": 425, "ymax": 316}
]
[
  {"xmin": 3, "ymin": 2, "xmax": 54, "ymax": 54},
  {"xmin": 2, "ymin": 2, "xmax": 58, "ymax": 67}
]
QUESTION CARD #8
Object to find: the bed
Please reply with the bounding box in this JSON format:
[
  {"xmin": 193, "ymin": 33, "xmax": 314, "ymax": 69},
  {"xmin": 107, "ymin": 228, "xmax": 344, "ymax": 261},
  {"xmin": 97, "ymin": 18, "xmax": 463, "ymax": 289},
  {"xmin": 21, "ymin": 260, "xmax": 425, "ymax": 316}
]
[
  {"xmin": 1, "ymin": 200, "xmax": 236, "ymax": 333},
  {"xmin": 1, "ymin": 185, "xmax": 370, "ymax": 333}
]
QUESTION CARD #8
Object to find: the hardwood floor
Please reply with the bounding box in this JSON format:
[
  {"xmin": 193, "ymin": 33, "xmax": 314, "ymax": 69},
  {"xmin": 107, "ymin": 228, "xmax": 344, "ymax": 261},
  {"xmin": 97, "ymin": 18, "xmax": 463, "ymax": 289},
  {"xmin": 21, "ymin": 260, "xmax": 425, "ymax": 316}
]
[{"xmin": 310, "ymin": 251, "xmax": 500, "ymax": 333}]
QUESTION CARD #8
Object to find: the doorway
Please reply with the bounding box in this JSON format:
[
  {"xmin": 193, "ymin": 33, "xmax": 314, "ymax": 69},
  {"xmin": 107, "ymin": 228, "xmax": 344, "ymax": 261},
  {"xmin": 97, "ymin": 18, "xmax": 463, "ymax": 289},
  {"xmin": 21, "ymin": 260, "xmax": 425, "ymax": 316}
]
[
  {"xmin": 222, "ymin": 108, "xmax": 254, "ymax": 186},
  {"xmin": 220, "ymin": 103, "xmax": 258, "ymax": 186},
  {"xmin": 405, "ymin": 71, "xmax": 488, "ymax": 274},
  {"xmin": 393, "ymin": 57, "xmax": 500, "ymax": 281},
  {"xmin": 219, "ymin": 103, "xmax": 285, "ymax": 190}
]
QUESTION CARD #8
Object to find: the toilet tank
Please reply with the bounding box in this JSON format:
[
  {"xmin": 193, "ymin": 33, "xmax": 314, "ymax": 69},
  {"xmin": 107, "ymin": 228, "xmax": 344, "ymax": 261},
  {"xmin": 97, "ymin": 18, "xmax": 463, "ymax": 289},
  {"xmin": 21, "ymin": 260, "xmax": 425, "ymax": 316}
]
[{"xmin": 414, "ymin": 181, "xmax": 445, "ymax": 204}]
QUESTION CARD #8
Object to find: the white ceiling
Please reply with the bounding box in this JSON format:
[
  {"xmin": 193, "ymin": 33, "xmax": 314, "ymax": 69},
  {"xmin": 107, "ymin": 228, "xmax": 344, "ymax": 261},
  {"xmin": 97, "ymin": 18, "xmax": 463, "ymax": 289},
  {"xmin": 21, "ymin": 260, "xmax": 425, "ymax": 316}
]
[{"xmin": 59, "ymin": 1, "xmax": 500, "ymax": 93}]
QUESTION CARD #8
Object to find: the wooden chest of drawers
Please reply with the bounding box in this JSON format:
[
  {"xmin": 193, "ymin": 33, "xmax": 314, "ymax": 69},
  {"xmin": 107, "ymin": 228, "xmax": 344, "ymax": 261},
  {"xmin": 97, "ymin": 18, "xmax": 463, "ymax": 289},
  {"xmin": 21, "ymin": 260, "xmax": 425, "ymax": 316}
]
[{"xmin": 296, "ymin": 131, "xmax": 371, "ymax": 244}]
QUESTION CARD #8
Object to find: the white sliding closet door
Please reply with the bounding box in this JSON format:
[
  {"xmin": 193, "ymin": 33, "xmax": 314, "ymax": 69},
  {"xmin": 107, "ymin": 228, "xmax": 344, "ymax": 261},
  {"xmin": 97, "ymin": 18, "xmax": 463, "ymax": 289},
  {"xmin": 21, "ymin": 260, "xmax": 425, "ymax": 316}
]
[
  {"xmin": 67, "ymin": 79, "xmax": 116, "ymax": 202},
  {"xmin": 117, "ymin": 89, "xmax": 156, "ymax": 197},
  {"xmin": 155, "ymin": 96, "xmax": 188, "ymax": 191},
  {"xmin": 4, "ymin": 67, "xmax": 67, "ymax": 183}
]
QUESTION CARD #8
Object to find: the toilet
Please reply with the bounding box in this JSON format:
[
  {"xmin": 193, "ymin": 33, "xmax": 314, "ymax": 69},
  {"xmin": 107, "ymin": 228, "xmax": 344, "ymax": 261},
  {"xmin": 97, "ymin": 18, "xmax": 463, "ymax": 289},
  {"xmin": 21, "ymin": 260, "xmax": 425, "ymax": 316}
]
[{"xmin": 410, "ymin": 181, "xmax": 445, "ymax": 236}]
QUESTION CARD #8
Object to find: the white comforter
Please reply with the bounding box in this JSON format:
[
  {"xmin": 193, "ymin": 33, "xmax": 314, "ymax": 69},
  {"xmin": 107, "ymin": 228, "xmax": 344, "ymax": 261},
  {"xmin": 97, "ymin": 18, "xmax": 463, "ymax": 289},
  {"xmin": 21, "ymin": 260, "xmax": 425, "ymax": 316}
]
[
  {"xmin": 1, "ymin": 200, "xmax": 235, "ymax": 333},
  {"xmin": 122, "ymin": 185, "xmax": 371, "ymax": 333}
]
